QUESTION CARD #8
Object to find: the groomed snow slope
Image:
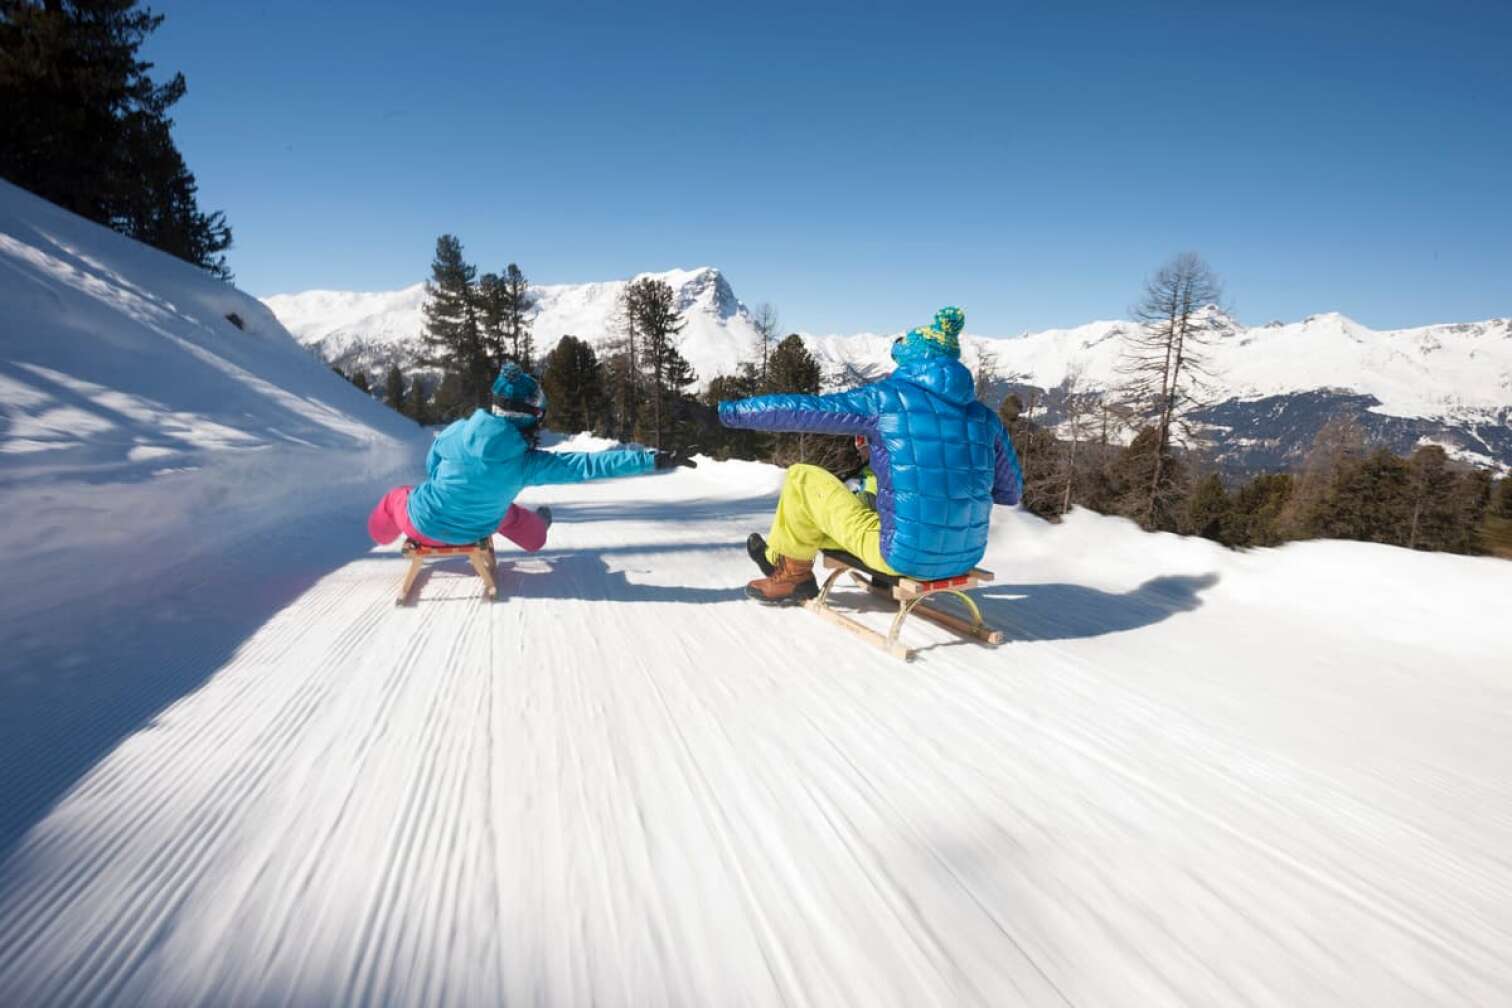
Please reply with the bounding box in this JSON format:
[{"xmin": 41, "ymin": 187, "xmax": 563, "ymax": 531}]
[{"xmin": 1, "ymin": 444, "xmax": 1508, "ymax": 1006}]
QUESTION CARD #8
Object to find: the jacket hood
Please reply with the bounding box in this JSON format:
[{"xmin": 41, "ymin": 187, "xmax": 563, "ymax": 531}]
[
  {"xmin": 890, "ymin": 355, "xmax": 976, "ymax": 406},
  {"xmin": 455, "ymin": 409, "xmax": 528, "ymax": 463}
]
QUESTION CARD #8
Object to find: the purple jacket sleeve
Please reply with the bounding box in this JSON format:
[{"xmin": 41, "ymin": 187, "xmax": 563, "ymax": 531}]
[
  {"xmin": 991, "ymin": 425, "xmax": 1025, "ymax": 506},
  {"xmin": 718, "ymin": 386, "xmax": 874, "ymax": 436}
]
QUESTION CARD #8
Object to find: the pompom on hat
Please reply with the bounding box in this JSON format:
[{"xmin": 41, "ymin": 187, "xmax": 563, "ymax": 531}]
[{"xmin": 891, "ymin": 306, "xmax": 965, "ymax": 364}]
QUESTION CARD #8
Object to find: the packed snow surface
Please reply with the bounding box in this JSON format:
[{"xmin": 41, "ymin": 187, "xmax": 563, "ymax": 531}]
[{"xmin": 2, "ymin": 451, "xmax": 1509, "ymax": 1004}]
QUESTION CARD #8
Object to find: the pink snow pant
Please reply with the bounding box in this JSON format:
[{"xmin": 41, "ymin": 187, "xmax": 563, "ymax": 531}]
[{"xmin": 366, "ymin": 485, "xmax": 548, "ymax": 551}]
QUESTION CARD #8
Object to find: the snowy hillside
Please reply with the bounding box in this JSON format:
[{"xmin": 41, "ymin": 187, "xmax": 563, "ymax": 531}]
[
  {"xmin": 2, "ymin": 444, "xmax": 1509, "ymax": 1004},
  {"xmin": 266, "ymin": 273, "xmax": 1512, "ymax": 471},
  {"xmin": 264, "ymin": 266, "xmax": 762, "ymax": 391},
  {"xmin": 0, "ymin": 178, "xmax": 425, "ymax": 624}
]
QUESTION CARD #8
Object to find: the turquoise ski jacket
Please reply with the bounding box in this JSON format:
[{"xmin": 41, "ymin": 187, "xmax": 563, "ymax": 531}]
[{"xmin": 407, "ymin": 410, "xmax": 654, "ymax": 544}]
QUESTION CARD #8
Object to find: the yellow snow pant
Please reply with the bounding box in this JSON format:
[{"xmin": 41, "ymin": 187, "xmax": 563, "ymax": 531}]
[{"xmin": 765, "ymin": 464, "xmax": 899, "ymax": 575}]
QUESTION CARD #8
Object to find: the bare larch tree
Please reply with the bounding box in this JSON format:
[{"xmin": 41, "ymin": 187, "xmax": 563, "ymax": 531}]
[
  {"xmin": 1117, "ymin": 252, "xmax": 1225, "ymax": 525},
  {"xmin": 752, "ymin": 303, "xmax": 780, "ymax": 386}
]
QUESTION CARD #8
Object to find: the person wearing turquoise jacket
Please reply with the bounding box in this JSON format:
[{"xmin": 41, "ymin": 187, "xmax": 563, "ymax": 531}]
[{"xmin": 368, "ymin": 363, "xmax": 694, "ymax": 549}]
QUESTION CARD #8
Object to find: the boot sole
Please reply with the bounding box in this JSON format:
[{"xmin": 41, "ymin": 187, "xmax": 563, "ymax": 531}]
[{"xmin": 745, "ymin": 582, "xmax": 819, "ymax": 606}]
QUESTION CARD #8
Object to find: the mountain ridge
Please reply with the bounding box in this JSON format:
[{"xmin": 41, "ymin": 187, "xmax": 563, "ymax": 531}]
[{"xmin": 263, "ymin": 271, "xmax": 1512, "ymax": 473}]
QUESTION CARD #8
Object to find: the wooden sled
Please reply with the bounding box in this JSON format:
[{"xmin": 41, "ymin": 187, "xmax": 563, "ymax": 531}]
[
  {"xmin": 805, "ymin": 550, "xmax": 1004, "ymax": 661},
  {"xmin": 396, "ymin": 537, "xmax": 497, "ymax": 606}
]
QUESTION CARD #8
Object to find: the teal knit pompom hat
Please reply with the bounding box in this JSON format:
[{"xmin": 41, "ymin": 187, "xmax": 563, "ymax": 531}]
[
  {"xmin": 892, "ymin": 306, "xmax": 965, "ymax": 364},
  {"xmin": 490, "ymin": 363, "xmax": 547, "ymax": 428}
]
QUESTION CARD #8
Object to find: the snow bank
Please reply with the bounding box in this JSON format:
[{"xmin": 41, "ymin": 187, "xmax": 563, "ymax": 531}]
[{"xmin": 0, "ymin": 179, "xmax": 426, "ymax": 623}]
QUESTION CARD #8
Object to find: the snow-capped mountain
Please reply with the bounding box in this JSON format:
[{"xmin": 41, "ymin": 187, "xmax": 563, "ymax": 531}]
[
  {"xmin": 263, "ymin": 266, "xmax": 761, "ymax": 393},
  {"xmin": 264, "ymin": 272, "xmax": 1512, "ymax": 473}
]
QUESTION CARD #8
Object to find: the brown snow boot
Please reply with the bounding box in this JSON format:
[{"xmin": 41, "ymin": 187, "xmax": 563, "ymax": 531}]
[{"xmin": 745, "ymin": 554, "xmax": 818, "ymax": 606}]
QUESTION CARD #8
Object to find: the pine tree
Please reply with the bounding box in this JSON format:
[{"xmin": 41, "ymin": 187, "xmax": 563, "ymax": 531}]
[
  {"xmin": 657, "ymin": 341, "xmax": 700, "ymax": 452},
  {"xmin": 1183, "ymin": 472, "xmax": 1230, "ymax": 542},
  {"xmin": 0, "ymin": 0, "xmax": 232, "ymax": 276},
  {"xmin": 1221, "ymin": 473, "xmax": 1292, "ymax": 547},
  {"xmin": 540, "ymin": 335, "xmax": 605, "ymax": 434},
  {"xmin": 764, "ymin": 333, "xmax": 822, "ymax": 396},
  {"xmin": 1279, "ymin": 416, "xmax": 1366, "ymax": 539},
  {"xmin": 1449, "ymin": 468, "xmax": 1493, "ymax": 555},
  {"xmin": 1497, "ymin": 476, "xmax": 1512, "ymax": 520},
  {"xmin": 704, "ymin": 364, "xmax": 765, "ymax": 460},
  {"xmin": 476, "ymin": 272, "xmax": 507, "ymax": 374},
  {"xmin": 624, "ymin": 277, "xmax": 688, "ymax": 450},
  {"xmin": 1314, "ymin": 448, "xmax": 1413, "ymax": 545},
  {"xmin": 1404, "ymin": 446, "xmax": 1461, "ymax": 551},
  {"xmin": 384, "ymin": 364, "xmax": 405, "ymax": 408},
  {"xmin": 349, "ymin": 370, "xmax": 370, "ymax": 394},
  {"xmin": 502, "ymin": 263, "xmax": 535, "ymax": 369},
  {"xmin": 763, "ymin": 334, "xmax": 859, "ymax": 469},
  {"xmin": 403, "ymin": 376, "xmax": 431, "ymax": 425},
  {"xmin": 419, "ymin": 235, "xmax": 488, "ymax": 408},
  {"xmin": 605, "ymin": 290, "xmax": 641, "ymax": 442},
  {"xmin": 431, "ymin": 371, "xmax": 470, "ymax": 423}
]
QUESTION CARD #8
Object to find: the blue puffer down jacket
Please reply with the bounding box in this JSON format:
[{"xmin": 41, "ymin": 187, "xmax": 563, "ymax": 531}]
[
  {"xmin": 719, "ymin": 356, "xmax": 1023, "ymax": 578},
  {"xmin": 407, "ymin": 410, "xmax": 654, "ymax": 544}
]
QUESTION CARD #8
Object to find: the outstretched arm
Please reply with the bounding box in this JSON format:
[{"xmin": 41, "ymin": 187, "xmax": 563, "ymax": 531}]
[
  {"xmin": 991, "ymin": 425, "xmax": 1025, "ymax": 506},
  {"xmin": 718, "ymin": 386, "xmax": 874, "ymax": 436},
  {"xmin": 520, "ymin": 448, "xmax": 655, "ymax": 487}
]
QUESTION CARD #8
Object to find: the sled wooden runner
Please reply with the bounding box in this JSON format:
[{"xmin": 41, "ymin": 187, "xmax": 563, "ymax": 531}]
[
  {"xmin": 805, "ymin": 551, "xmax": 1004, "ymax": 661},
  {"xmin": 396, "ymin": 537, "xmax": 497, "ymax": 606}
]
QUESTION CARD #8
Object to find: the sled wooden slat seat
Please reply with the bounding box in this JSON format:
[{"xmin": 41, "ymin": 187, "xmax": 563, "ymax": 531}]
[
  {"xmin": 396, "ymin": 537, "xmax": 497, "ymax": 606},
  {"xmin": 806, "ymin": 550, "xmax": 1003, "ymax": 660}
]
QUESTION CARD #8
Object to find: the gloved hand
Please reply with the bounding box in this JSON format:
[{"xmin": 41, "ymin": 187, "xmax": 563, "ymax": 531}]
[{"xmin": 653, "ymin": 449, "xmax": 698, "ymax": 470}]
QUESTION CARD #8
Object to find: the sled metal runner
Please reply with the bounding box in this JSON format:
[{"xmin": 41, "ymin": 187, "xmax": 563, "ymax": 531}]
[
  {"xmin": 805, "ymin": 551, "xmax": 1004, "ymax": 660},
  {"xmin": 396, "ymin": 537, "xmax": 497, "ymax": 606}
]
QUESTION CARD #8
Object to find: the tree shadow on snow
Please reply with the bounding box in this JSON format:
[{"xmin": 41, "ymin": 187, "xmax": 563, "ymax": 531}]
[{"xmin": 972, "ymin": 573, "xmax": 1221, "ymax": 643}]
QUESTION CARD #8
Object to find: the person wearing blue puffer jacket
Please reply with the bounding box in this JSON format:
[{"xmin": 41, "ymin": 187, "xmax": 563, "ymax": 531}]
[
  {"xmin": 719, "ymin": 306, "xmax": 1023, "ymax": 605},
  {"xmin": 368, "ymin": 363, "xmax": 695, "ymax": 550}
]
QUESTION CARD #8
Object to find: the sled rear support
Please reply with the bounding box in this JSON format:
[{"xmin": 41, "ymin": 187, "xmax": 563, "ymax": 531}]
[
  {"xmin": 396, "ymin": 538, "xmax": 497, "ymax": 606},
  {"xmin": 805, "ymin": 551, "xmax": 1003, "ymax": 661}
]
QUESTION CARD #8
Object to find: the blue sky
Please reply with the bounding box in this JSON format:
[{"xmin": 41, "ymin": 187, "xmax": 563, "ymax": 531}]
[{"xmin": 147, "ymin": 0, "xmax": 1510, "ymax": 335}]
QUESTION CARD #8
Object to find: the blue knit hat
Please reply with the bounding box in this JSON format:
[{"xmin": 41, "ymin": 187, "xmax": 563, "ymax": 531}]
[
  {"xmin": 490, "ymin": 363, "xmax": 547, "ymax": 429},
  {"xmin": 892, "ymin": 306, "xmax": 965, "ymax": 364}
]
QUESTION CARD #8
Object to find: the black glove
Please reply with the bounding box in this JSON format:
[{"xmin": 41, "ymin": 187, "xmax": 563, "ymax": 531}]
[{"xmin": 653, "ymin": 449, "xmax": 697, "ymax": 470}]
